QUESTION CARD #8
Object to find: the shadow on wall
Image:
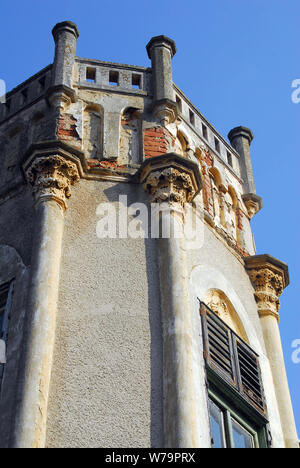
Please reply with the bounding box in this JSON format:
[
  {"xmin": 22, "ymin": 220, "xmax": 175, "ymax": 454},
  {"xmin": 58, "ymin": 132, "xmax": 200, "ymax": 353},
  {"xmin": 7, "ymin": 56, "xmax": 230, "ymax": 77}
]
[{"xmin": 103, "ymin": 183, "xmax": 164, "ymax": 447}]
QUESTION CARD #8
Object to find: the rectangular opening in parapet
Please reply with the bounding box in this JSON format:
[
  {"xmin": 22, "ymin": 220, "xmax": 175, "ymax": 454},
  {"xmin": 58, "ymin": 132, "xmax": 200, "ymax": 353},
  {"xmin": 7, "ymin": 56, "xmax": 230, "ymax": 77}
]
[
  {"xmin": 109, "ymin": 70, "xmax": 119, "ymax": 86},
  {"xmin": 21, "ymin": 88, "xmax": 28, "ymax": 104},
  {"xmin": 86, "ymin": 67, "xmax": 96, "ymax": 83},
  {"xmin": 227, "ymin": 151, "xmax": 233, "ymax": 167},
  {"xmin": 189, "ymin": 110, "xmax": 195, "ymax": 126},
  {"xmin": 5, "ymin": 99, "xmax": 11, "ymax": 115},
  {"xmin": 214, "ymin": 137, "xmax": 220, "ymax": 153},
  {"xmin": 38, "ymin": 76, "xmax": 46, "ymax": 93},
  {"xmin": 202, "ymin": 123, "xmax": 208, "ymax": 140},
  {"xmin": 176, "ymin": 96, "xmax": 182, "ymax": 112},
  {"xmin": 132, "ymin": 74, "xmax": 141, "ymax": 89}
]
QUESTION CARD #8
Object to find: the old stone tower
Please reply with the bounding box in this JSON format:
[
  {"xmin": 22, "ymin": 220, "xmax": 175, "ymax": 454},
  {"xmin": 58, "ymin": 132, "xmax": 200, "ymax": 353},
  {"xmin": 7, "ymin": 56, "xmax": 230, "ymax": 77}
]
[{"xmin": 0, "ymin": 21, "xmax": 298, "ymax": 448}]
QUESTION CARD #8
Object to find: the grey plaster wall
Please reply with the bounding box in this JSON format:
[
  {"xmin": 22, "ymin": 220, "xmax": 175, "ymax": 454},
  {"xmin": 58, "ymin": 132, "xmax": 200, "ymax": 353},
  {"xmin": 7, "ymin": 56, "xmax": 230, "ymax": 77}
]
[
  {"xmin": 46, "ymin": 180, "xmax": 163, "ymax": 448},
  {"xmin": 0, "ymin": 187, "xmax": 35, "ymax": 267}
]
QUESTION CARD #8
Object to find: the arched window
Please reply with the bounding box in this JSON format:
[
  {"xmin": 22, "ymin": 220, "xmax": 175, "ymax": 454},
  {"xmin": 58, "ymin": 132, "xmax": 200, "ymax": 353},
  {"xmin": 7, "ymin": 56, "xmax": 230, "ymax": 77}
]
[
  {"xmin": 174, "ymin": 131, "xmax": 188, "ymax": 157},
  {"xmin": 0, "ymin": 245, "xmax": 27, "ymax": 400},
  {"xmin": 224, "ymin": 186, "xmax": 238, "ymax": 241},
  {"xmin": 120, "ymin": 107, "xmax": 141, "ymax": 165},
  {"xmin": 200, "ymin": 298, "xmax": 269, "ymax": 448},
  {"xmin": 30, "ymin": 112, "xmax": 45, "ymax": 143},
  {"xmin": 83, "ymin": 105, "xmax": 103, "ymax": 159},
  {"xmin": 205, "ymin": 289, "xmax": 247, "ymax": 342},
  {"xmin": 208, "ymin": 168, "xmax": 225, "ymax": 228}
]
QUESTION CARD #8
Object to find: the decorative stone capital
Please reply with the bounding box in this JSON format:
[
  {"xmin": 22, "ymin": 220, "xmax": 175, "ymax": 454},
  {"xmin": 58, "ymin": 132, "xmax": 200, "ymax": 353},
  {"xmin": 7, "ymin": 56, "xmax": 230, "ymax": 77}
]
[
  {"xmin": 146, "ymin": 35, "xmax": 177, "ymax": 59},
  {"xmin": 23, "ymin": 141, "xmax": 85, "ymax": 211},
  {"xmin": 140, "ymin": 153, "xmax": 202, "ymax": 210},
  {"xmin": 242, "ymin": 193, "xmax": 263, "ymax": 219},
  {"xmin": 245, "ymin": 254, "xmax": 290, "ymax": 321},
  {"xmin": 228, "ymin": 126, "xmax": 254, "ymax": 146},
  {"xmin": 152, "ymin": 98, "xmax": 178, "ymax": 126},
  {"xmin": 45, "ymin": 85, "xmax": 76, "ymax": 110},
  {"xmin": 52, "ymin": 21, "xmax": 80, "ymax": 41}
]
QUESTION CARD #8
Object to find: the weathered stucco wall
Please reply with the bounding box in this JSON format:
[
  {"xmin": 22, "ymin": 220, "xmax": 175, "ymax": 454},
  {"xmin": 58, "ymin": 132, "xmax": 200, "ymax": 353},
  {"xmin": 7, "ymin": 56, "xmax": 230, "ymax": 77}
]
[
  {"xmin": 46, "ymin": 180, "xmax": 163, "ymax": 448},
  {"xmin": 0, "ymin": 187, "xmax": 35, "ymax": 266}
]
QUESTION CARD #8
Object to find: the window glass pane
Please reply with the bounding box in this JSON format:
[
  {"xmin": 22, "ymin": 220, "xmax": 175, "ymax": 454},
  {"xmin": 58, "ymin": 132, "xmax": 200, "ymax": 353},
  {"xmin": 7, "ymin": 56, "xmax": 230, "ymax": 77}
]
[
  {"xmin": 209, "ymin": 400, "xmax": 226, "ymax": 448},
  {"xmin": 0, "ymin": 312, "xmax": 4, "ymax": 334},
  {"xmin": 232, "ymin": 419, "xmax": 254, "ymax": 448}
]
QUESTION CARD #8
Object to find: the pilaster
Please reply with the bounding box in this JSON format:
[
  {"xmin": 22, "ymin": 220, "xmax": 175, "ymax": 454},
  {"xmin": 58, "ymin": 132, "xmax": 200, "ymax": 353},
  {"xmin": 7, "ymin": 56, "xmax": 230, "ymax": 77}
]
[
  {"xmin": 15, "ymin": 142, "xmax": 83, "ymax": 448},
  {"xmin": 140, "ymin": 153, "xmax": 203, "ymax": 448},
  {"xmin": 245, "ymin": 254, "xmax": 298, "ymax": 448}
]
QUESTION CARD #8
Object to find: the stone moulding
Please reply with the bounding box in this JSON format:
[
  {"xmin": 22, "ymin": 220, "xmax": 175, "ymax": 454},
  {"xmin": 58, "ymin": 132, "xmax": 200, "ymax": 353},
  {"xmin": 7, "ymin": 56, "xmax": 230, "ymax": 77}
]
[
  {"xmin": 152, "ymin": 98, "xmax": 179, "ymax": 126},
  {"xmin": 242, "ymin": 193, "xmax": 263, "ymax": 219},
  {"xmin": 228, "ymin": 126, "xmax": 254, "ymax": 145},
  {"xmin": 146, "ymin": 35, "xmax": 177, "ymax": 59},
  {"xmin": 139, "ymin": 153, "xmax": 203, "ymax": 206},
  {"xmin": 245, "ymin": 254, "xmax": 290, "ymax": 321},
  {"xmin": 22, "ymin": 141, "xmax": 86, "ymax": 210}
]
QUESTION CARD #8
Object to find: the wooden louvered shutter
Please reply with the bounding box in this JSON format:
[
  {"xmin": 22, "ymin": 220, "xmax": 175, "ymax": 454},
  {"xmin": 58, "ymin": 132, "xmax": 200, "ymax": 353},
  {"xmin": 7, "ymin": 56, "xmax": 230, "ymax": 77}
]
[
  {"xmin": 200, "ymin": 302, "xmax": 237, "ymax": 388},
  {"xmin": 0, "ymin": 282, "xmax": 13, "ymax": 342},
  {"xmin": 234, "ymin": 336, "xmax": 266, "ymax": 414},
  {"xmin": 0, "ymin": 281, "xmax": 14, "ymax": 382},
  {"xmin": 200, "ymin": 301, "xmax": 267, "ymax": 416}
]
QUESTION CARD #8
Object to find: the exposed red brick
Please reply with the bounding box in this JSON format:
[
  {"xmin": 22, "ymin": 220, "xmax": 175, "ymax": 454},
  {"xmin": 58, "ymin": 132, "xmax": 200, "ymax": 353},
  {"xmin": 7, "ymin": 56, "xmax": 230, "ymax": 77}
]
[
  {"xmin": 57, "ymin": 114, "xmax": 80, "ymax": 147},
  {"xmin": 87, "ymin": 159, "xmax": 100, "ymax": 168},
  {"xmin": 87, "ymin": 159, "xmax": 127, "ymax": 170},
  {"xmin": 236, "ymin": 208, "xmax": 243, "ymax": 230},
  {"xmin": 144, "ymin": 127, "xmax": 171, "ymax": 159},
  {"xmin": 203, "ymin": 150, "xmax": 213, "ymax": 167}
]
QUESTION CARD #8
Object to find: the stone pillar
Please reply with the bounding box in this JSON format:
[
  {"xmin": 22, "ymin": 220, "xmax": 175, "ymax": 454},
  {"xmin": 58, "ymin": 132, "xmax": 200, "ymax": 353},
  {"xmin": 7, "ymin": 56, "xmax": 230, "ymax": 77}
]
[
  {"xmin": 146, "ymin": 36, "xmax": 178, "ymax": 125},
  {"xmin": 45, "ymin": 21, "xmax": 79, "ymax": 111},
  {"xmin": 52, "ymin": 21, "xmax": 79, "ymax": 91},
  {"xmin": 228, "ymin": 127, "xmax": 262, "ymax": 218},
  {"xmin": 228, "ymin": 126, "xmax": 255, "ymax": 193},
  {"xmin": 140, "ymin": 153, "xmax": 203, "ymax": 448},
  {"xmin": 14, "ymin": 142, "xmax": 84, "ymax": 448},
  {"xmin": 245, "ymin": 254, "xmax": 299, "ymax": 448}
]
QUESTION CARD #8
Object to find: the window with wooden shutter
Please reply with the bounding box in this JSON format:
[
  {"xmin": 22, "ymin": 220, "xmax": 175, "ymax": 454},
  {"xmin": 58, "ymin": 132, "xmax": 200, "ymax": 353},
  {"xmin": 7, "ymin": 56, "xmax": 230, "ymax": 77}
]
[
  {"xmin": 0, "ymin": 281, "xmax": 14, "ymax": 385},
  {"xmin": 200, "ymin": 301, "xmax": 267, "ymax": 417},
  {"xmin": 234, "ymin": 337, "xmax": 265, "ymax": 413},
  {"xmin": 201, "ymin": 302, "xmax": 237, "ymax": 387}
]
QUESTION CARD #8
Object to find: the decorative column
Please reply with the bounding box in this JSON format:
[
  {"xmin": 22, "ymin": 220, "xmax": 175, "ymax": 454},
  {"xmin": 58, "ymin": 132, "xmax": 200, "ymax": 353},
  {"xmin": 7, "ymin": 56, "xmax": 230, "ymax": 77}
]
[
  {"xmin": 50, "ymin": 21, "xmax": 79, "ymax": 104},
  {"xmin": 45, "ymin": 21, "xmax": 79, "ymax": 138},
  {"xmin": 245, "ymin": 254, "xmax": 299, "ymax": 448},
  {"xmin": 140, "ymin": 153, "xmax": 203, "ymax": 448},
  {"xmin": 14, "ymin": 142, "xmax": 84, "ymax": 448},
  {"xmin": 146, "ymin": 36, "xmax": 178, "ymax": 125},
  {"xmin": 228, "ymin": 126, "xmax": 263, "ymax": 219}
]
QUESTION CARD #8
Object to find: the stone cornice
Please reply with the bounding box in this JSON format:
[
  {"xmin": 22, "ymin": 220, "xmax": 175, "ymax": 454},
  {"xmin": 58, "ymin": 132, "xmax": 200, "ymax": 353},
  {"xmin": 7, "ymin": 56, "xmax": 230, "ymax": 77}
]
[
  {"xmin": 242, "ymin": 193, "xmax": 263, "ymax": 219},
  {"xmin": 228, "ymin": 126, "xmax": 254, "ymax": 145},
  {"xmin": 146, "ymin": 35, "xmax": 177, "ymax": 59}
]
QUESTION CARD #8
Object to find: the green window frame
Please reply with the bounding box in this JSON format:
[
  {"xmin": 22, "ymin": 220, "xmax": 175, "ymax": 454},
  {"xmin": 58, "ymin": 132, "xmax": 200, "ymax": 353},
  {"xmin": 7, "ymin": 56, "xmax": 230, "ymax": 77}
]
[
  {"xmin": 0, "ymin": 281, "xmax": 14, "ymax": 386},
  {"xmin": 208, "ymin": 387, "xmax": 268, "ymax": 448}
]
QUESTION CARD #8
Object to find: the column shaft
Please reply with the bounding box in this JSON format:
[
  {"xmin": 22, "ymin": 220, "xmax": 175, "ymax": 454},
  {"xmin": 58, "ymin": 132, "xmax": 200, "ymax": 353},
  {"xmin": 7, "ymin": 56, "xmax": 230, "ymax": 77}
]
[
  {"xmin": 14, "ymin": 200, "xmax": 64, "ymax": 448},
  {"xmin": 159, "ymin": 212, "xmax": 198, "ymax": 447},
  {"xmin": 260, "ymin": 315, "xmax": 299, "ymax": 448}
]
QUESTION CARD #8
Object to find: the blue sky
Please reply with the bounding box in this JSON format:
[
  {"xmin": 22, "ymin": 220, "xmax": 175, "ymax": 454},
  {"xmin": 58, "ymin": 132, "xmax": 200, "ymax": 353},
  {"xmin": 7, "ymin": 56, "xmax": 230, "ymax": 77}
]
[{"xmin": 0, "ymin": 0, "xmax": 299, "ymax": 438}]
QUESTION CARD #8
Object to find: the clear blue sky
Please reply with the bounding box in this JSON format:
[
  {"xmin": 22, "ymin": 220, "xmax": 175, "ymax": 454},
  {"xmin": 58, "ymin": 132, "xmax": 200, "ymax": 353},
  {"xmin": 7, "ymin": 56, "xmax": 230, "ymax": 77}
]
[{"xmin": 0, "ymin": 0, "xmax": 299, "ymax": 438}]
